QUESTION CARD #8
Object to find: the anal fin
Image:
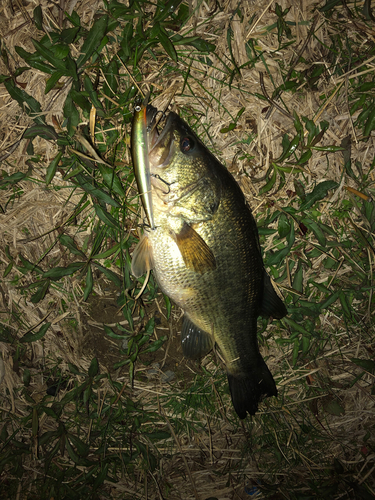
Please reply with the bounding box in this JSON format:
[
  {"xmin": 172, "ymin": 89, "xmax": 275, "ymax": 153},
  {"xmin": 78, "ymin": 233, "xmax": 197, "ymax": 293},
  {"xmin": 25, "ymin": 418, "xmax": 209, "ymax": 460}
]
[
  {"xmin": 260, "ymin": 273, "xmax": 287, "ymax": 320},
  {"xmin": 173, "ymin": 222, "xmax": 216, "ymax": 274},
  {"xmin": 131, "ymin": 235, "xmax": 154, "ymax": 278},
  {"xmin": 181, "ymin": 316, "xmax": 214, "ymax": 360}
]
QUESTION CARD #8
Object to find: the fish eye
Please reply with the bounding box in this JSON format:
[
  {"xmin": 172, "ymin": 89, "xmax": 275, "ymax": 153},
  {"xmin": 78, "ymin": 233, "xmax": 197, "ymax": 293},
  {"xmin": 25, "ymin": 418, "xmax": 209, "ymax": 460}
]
[{"xmin": 180, "ymin": 137, "xmax": 195, "ymax": 153}]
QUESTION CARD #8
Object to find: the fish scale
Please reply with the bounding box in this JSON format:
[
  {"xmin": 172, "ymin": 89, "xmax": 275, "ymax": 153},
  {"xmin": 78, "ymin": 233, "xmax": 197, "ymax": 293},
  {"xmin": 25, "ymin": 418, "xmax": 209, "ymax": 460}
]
[{"xmin": 131, "ymin": 103, "xmax": 287, "ymax": 418}]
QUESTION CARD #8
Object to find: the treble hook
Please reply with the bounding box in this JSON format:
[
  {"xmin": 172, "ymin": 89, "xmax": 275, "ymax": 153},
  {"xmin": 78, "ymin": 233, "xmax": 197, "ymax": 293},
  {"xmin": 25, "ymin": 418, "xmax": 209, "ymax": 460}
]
[
  {"xmin": 151, "ymin": 173, "xmax": 174, "ymax": 195},
  {"xmin": 147, "ymin": 109, "xmax": 166, "ymax": 136}
]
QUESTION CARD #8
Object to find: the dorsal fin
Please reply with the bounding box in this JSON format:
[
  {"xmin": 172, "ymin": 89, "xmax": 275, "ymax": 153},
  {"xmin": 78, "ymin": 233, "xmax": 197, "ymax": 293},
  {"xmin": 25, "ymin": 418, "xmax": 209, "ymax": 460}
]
[
  {"xmin": 173, "ymin": 222, "xmax": 216, "ymax": 274},
  {"xmin": 131, "ymin": 235, "xmax": 154, "ymax": 278}
]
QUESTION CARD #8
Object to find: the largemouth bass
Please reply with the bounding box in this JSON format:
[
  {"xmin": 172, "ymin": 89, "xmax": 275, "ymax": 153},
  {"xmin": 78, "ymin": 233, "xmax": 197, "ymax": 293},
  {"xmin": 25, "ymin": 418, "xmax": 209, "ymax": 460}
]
[{"xmin": 131, "ymin": 101, "xmax": 287, "ymax": 418}]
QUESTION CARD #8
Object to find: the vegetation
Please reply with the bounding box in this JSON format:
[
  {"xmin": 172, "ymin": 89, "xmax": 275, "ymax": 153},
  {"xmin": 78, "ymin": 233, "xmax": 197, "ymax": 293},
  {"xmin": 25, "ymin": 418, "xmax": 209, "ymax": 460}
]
[{"xmin": 0, "ymin": 0, "xmax": 374, "ymax": 498}]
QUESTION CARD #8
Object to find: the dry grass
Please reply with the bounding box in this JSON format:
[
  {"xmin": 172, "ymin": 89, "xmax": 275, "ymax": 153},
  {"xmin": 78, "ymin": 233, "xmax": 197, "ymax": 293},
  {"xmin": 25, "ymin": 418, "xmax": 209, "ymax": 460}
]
[{"xmin": 0, "ymin": 0, "xmax": 375, "ymax": 499}]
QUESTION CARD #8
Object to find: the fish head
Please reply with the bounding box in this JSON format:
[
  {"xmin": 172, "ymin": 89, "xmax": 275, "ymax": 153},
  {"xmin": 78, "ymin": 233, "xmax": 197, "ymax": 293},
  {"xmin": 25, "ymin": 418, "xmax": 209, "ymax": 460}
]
[{"xmin": 146, "ymin": 105, "xmax": 222, "ymax": 222}]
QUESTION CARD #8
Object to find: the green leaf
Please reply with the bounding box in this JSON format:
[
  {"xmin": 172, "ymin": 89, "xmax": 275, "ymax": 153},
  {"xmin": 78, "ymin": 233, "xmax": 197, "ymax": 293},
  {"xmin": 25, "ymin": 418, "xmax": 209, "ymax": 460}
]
[
  {"xmin": 38, "ymin": 429, "xmax": 60, "ymax": 447},
  {"xmin": 164, "ymin": 294, "xmax": 171, "ymax": 319},
  {"xmin": 120, "ymin": 22, "xmax": 133, "ymax": 58},
  {"xmin": 300, "ymin": 181, "xmax": 338, "ymax": 210},
  {"xmin": 68, "ymin": 363, "xmax": 81, "ymax": 374},
  {"xmin": 144, "ymin": 317, "xmax": 155, "ymax": 334},
  {"xmin": 283, "ymin": 317, "xmax": 312, "ymax": 336},
  {"xmin": 267, "ymin": 245, "xmax": 289, "ymax": 266},
  {"xmin": 30, "ymin": 279, "xmax": 50, "ymax": 303},
  {"xmin": 362, "ymin": 0, "xmax": 375, "ymax": 21},
  {"xmin": 70, "ymin": 89, "xmax": 91, "ymax": 113},
  {"xmin": 4, "ymin": 80, "xmax": 45, "ymax": 125},
  {"xmin": 65, "ymin": 10, "xmax": 81, "ymax": 27},
  {"xmin": 103, "ymin": 59, "xmax": 119, "ymax": 97},
  {"xmin": 60, "ymin": 26, "xmax": 80, "ymax": 44},
  {"xmin": 93, "ymin": 263, "xmax": 122, "ymax": 287},
  {"xmin": 104, "ymin": 325, "xmax": 127, "ymax": 339},
  {"xmin": 45, "ymin": 71, "xmax": 64, "ymax": 94},
  {"xmin": 278, "ymin": 213, "xmax": 291, "ymax": 238},
  {"xmin": 158, "ymin": 28, "xmax": 178, "ymax": 62},
  {"xmin": 54, "ymin": 44, "xmax": 70, "ymax": 60},
  {"xmin": 0, "ymin": 171, "xmax": 27, "ymax": 186},
  {"xmin": 92, "ymin": 242, "xmax": 120, "ymax": 259},
  {"xmin": 339, "ymin": 291, "xmax": 352, "ymax": 319},
  {"xmin": 3, "ymin": 261, "xmax": 13, "ymax": 278},
  {"xmin": 64, "ymin": 53, "xmax": 78, "ymax": 81},
  {"xmin": 93, "ymin": 464, "xmax": 109, "ymax": 489},
  {"xmin": 88, "ymin": 357, "xmax": 99, "ymax": 377},
  {"xmin": 364, "ymin": 106, "xmax": 375, "ymax": 137},
  {"xmin": 171, "ymin": 34, "xmax": 216, "ymax": 52},
  {"xmin": 32, "ymin": 407, "xmax": 39, "ymax": 436},
  {"xmin": 74, "ymin": 173, "xmax": 120, "ymax": 207},
  {"xmin": 303, "ymin": 219, "xmax": 326, "ymax": 246},
  {"xmin": 18, "ymin": 254, "xmax": 43, "ymax": 274},
  {"xmin": 296, "ymin": 149, "xmax": 312, "ymax": 165},
  {"xmin": 83, "ymin": 265, "xmax": 93, "ymax": 301},
  {"xmin": 23, "ymin": 368, "xmax": 31, "ymax": 386},
  {"xmin": 42, "ymin": 262, "xmax": 85, "ymax": 280},
  {"xmin": 15, "ymin": 46, "xmax": 54, "ymax": 73},
  {"xmin": 23, "ymin": 124, "xmax": 58, "ymax": 140},
  {"xmin": 319, "ymin": 289, "xmax": 341, "ymax": 310},
  {"xmin": 67, "ymin": 434, "xmax": 90, "ymax": 457},
  {"xmin": 259, "ymin": 168, "xmax": 277, "ymax": 194},
  {"xmin": 76, "ymin": 15, "xmax": 108, "ymax": 68},
  {"xmin": 220, "ymin": 122, "xmax": 236, "ymax": 133},
  {"xmin": 65, "ymin": 438, "xmax": 84, "ymax": 465},
  {"xmin": 302, "ymin": 334, "xmax": 310, "ymax": 354},
  {"xmin": 94, "ymin": 205, "xmax": 120, "ymax": 229},
  {"xmin": 294, "ymin": 178, "xmax": 306, "ymax": 199},
  {"xmin": 143, "ymin": 337, "xmax": 166, "ymax": 353},
  {"xmin": 143, "ymin": 431, "xmax": 171, "ymax": 442},
  {"xmin": 33, "ymin": 5, "xmax": 43, "ymax": 30},
  {"xmin": 292, "ymin": 261, "xmax": 303, "ymax": 293},
  {"xmin": 351, "ymin": 358, "xmax": 375, "ymax": 374},
  {"xmin": 84, "ymin": 75, "xmax": 105, "ymax": 112},
  {"xmin": 44, "ymin": 439, "xmax": 61, "ymax": 472},
  {"xmin": 21, "ymin": 322, "xmax": 51, "ymax": 343},
  {"xmin": 59, "ymin": 234, "xmax": 86, "ymax": 257},
  {"xmin": 275, "ymin": 134, "xmax": 300, "ymax": 163},
  {"xmin": 31, "ymin": 39, "xmax": 67, "ymax": 72},
  {"xmin": 63, "ymin": 95, "xmax": 80, "ymax": 136},
  {"xmin": 46, "ymin": 151, "xmax": 63, "ymax": 185},
  {"xmin": 97, "ymin": 164, "xmax": 126, "ymax": 197},
  {"xmin": 154, "ymin": 0, "xmax": 183, "ymax": 23},
  {"xmin": 323, "ymin": 398, "xmax": 345, "ymax": 416}
]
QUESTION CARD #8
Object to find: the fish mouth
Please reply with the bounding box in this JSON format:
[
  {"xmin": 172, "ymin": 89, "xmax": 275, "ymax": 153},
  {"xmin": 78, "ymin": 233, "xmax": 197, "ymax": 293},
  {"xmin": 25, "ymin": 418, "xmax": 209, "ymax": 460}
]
[{"xmin": 146, "ymin": 105, "xmax": 176, "ymax": 170}]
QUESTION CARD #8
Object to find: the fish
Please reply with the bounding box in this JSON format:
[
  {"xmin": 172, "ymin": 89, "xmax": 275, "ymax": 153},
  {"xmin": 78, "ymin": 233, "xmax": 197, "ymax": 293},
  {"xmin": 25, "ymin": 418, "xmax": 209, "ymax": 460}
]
[{"xmin": 130, "ymin": 101, "xmax": 287, "ymax": 418}]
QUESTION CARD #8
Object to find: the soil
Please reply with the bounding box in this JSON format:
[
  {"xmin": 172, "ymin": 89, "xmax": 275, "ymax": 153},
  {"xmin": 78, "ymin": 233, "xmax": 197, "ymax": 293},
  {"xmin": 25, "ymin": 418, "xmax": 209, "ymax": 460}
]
[{"xmin": 82, "ymin": 280, "xmax": 201, "ymax": 387}]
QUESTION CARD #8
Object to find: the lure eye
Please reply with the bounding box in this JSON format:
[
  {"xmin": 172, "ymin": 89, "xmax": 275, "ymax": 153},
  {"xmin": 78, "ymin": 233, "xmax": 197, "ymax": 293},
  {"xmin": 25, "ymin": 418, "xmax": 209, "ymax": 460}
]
[{"xmin": 180, "ymin": 137, "xmax": 194, "ymax": 153}]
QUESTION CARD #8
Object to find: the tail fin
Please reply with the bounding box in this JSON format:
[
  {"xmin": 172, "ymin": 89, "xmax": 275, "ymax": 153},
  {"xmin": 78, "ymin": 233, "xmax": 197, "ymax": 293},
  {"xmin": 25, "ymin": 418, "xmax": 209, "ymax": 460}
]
[{"xmin": 227, "ymin": 359, "xmax": 277, "ymax": 419}]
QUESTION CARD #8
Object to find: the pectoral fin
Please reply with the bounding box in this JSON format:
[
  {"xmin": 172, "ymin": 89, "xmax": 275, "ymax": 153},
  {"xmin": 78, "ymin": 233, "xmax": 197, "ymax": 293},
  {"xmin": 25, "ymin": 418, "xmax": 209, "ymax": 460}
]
[
  {"xmin": 131, "ymin": 235, "xmax": 154, "ymax": 278},
  {"xmin": 260, "ymin": 273, "xmax": 287, "ymax": 319},
  {"xmin": 181, "ymin": 316, "xmax": 214, "ymax": 359},
  {"xmin": 173, "ymin": 222, "xmax": 216, "ymax": 274}
]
